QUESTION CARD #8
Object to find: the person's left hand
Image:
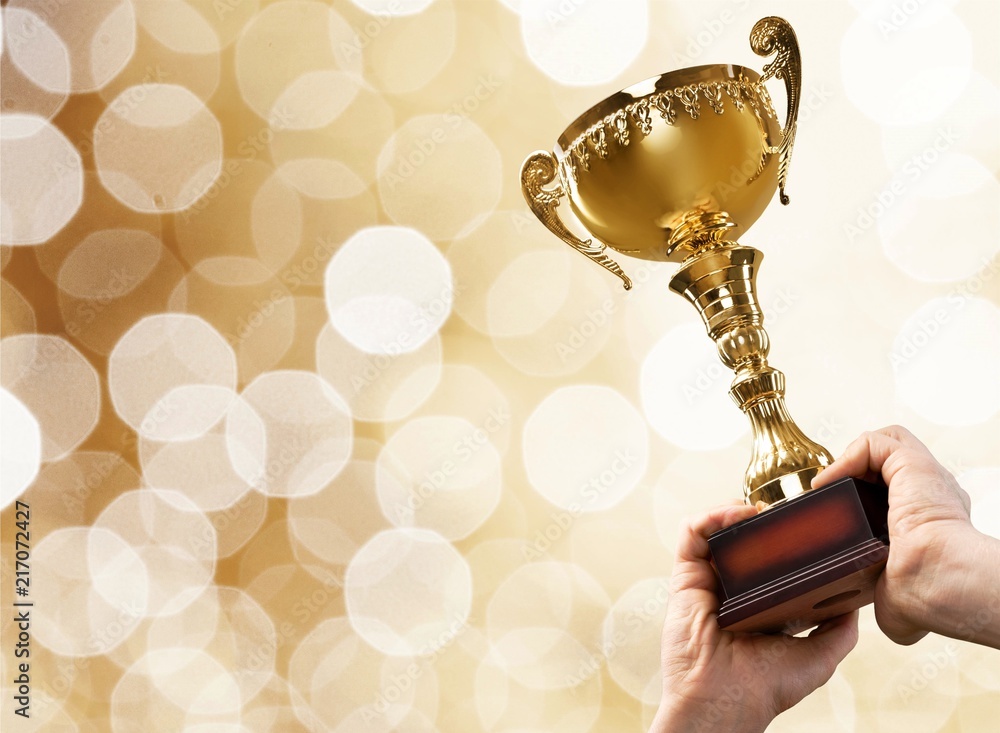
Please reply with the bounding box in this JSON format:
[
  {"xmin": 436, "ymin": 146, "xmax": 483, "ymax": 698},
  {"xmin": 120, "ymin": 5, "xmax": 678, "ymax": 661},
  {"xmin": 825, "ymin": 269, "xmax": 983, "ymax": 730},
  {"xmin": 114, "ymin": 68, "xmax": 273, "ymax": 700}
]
[{"xmin": 650, "ymin": 503, "xmax": 859, "ymax": 733}]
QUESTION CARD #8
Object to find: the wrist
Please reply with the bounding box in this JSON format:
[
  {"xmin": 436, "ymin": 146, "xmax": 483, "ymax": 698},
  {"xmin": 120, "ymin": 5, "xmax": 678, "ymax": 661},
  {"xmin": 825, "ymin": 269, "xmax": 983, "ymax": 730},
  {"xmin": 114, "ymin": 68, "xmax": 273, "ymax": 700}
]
[
  {"xmin": 650, "ymin": 693, "xmax": 769, "ymax": 733},
  {"xmin": 928, "ymin": 528, "xmax": 1000, "ymax": 646}
]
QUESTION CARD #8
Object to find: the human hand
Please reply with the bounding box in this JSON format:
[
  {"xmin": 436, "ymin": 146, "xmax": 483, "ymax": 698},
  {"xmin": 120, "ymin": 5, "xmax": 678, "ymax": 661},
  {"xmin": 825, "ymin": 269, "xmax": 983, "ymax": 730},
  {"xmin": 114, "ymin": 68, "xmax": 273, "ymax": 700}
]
[
  {"xmin": 812, "ymin": 425, "xmax": 1000, "ymax": 648},
  {"xmin": 650, "ymin": 503, "xmax": 859, "ymax": 733}
]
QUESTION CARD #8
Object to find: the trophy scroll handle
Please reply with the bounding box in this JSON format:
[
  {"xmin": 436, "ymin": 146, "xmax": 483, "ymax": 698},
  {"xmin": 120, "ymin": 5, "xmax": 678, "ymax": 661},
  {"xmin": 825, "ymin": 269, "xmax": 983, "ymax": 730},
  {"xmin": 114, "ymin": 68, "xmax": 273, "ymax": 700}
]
[
  {"xmin": 750, "ymin": 16, "xmax": 801, "ymax": 205},
  {"xmin": 520, "ymin": 151, "xmax": 633, "ymax": 290}
]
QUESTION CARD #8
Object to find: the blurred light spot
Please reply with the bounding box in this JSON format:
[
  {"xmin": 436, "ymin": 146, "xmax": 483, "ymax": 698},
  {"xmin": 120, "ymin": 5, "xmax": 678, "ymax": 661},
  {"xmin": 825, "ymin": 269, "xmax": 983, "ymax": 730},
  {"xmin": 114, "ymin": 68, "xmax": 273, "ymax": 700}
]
[
  {"xmin": 271, "ymin": 69, "xmax": 361, "ymax": 130},
  {"xmin": 602, "ymin": 578, "xmax": 670, "ymax": 701},
  {"xmin": 641, "ymin": 323, "xmax": 748, "ymax": 450},
  {"xmin": 94, "ymin": 84, "xmax": 223, "ymax": 213},
  {"xmin": 377, "ymin": 416, "xmax": 502, "ymax": 540},
  {"xmin": 58, "ymin": 228, "xmax": 162, "ymax": 298},
  {"xmin": 141, "ymin": 391, "xmax": 264, "ymax": 512},
  {"xmin": 95, "ymin": 489, "xmax": 216, "ymax": 617},
  {"xmin": 8, "ymin": 0, "xmax": 136, "ymax": 92},
  {"xmin": 108, "ymin": 314, "xmax": 237, "ymax": 440},
  {"xmin": 491, "ymin": 627, "xmax": 593, "ymax": 690},
  {"xmin": 269, "ymin": 86, "xmax": 395, "ymax": 186},
  {"xmin": 1, "ymin": 334, "xmax": 100, "ymax": 460},
  {"xmin": 486, "ymin": 561, "xmax": 609, "ymax": 668},
  {"xmin": 32, "ymin": 527, "xmax": 148, "ymax": 656},
  {"xmin": 288, "ymin": 617, "xmax": 435, "ymax": 728},
  {"xmin": 345, "ymin": 528, "xmax": 471, "ymax": 656},
  {"xmin": 448, "ymin": 211, "xmax": 570, "ymax": 336},
  {"xmin": 0, "ymin": 114, "xmax": 83, "ymax": 245},
  {"xmin": 520, "ymin": 0, "xmax": 648, "ymax": 86},
  {"xmin": 133, "ymin": 0, "xmax": 221, "ymax": 55},
  {"xmin": 275, "ymin": 158, "xmax": 367, "ymax": 200},
  {"xmin": 893, "ymin": 298, "xmax": 1000, "ymax": 425},
  {"xmin": 878, "ymin": 158, "xmax": 1000, "ymax": 282},
  {"xmin": 840, "ymin": 5, "xmax": 972, "ymax": 125},
  {"xmin": 167, "ymin": 257, "xmax": 297, "ymax": 383},
  {"xmin": 350, "ymin": 0, "xmax": 436, "ymax": 15},
  {"xmin": 3, "ymin": 7, "xmax": 71, "ymax": 94},
  {"xmin": 487, "ymin": 250, "xmax": 572, "ymax": 338},
  {"xmin": 524, "ymin": 385, "xmax": 648, "ymax": 512},
  {"xmin": 0, "ymin": 388, "xmax": 41, "ymax": 509},
  {"xmin": 287, "ymin": 459, "xmax": 391, "ymax": 568},
  {"xmin": 362, "ymin": 1, "xmax": 456, "ymax": 94},
  {"xmin": 315, "ymin": 324, "xmax": 442, "ymax": 422},
  {"xmin": 236, "ymin": 370, "xmax": 353, "ymax": 497},
  {"xmin": 113, "ymin": 648, "xmax": 242, "ymax": 723},
  {"xmin": 234, "ymin": 1, "xmax": 360, "ymax": 124},
  {"xmin": 959, "ymin": 467, "xmax": 1000, "ymax": 540},
  {"xmin": 377, "ymin": 115, "xmax": 501, "ymax": 240},
  {"xmin": 325, "ymin": 226, "xmax": 453, "ymax": 355},
  {"xmin": 490, "ymin": 254, "xmax": 614, "ymax": 377},
  {"xmin": 412, "ymin": 364, "xmax": 513, "ymax": 454}
]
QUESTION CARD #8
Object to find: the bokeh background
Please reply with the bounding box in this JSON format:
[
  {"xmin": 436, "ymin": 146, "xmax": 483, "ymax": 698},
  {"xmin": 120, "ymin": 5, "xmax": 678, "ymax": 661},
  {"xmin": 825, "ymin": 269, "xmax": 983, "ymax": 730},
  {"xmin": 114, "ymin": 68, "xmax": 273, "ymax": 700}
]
[{"xmin": 1, "ymin": 0, "xmax": 998, "ymax": 730}]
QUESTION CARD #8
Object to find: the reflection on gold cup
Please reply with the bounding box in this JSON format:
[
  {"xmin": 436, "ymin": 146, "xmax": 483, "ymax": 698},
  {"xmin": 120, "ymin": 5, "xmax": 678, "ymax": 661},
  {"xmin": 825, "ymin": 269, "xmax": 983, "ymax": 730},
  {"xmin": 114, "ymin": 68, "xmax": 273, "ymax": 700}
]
[{"xmin": 521, "ymin": 17, "xmax": 832, "ymax": 507}]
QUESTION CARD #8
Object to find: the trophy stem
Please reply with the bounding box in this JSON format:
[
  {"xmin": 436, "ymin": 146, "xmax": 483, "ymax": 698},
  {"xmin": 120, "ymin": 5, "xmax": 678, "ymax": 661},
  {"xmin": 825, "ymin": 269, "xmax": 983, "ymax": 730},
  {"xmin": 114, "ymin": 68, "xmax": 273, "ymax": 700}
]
[{"xmin": 669, "ymin": 242, "xmax": 833, "ymax": 506}]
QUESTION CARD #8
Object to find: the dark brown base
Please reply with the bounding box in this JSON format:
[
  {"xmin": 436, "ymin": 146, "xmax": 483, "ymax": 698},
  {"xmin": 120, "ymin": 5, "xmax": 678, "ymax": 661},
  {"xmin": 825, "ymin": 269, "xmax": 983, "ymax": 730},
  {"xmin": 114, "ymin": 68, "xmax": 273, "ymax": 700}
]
[{"xmin": 708, "ymin": 477, "xmax": 889, "ymax": 634}]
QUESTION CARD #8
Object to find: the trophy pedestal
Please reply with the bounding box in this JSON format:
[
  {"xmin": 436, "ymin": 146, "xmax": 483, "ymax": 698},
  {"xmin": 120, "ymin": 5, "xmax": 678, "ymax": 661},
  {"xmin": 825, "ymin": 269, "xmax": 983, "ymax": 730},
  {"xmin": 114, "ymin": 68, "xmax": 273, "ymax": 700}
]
[{"xmin": 709, "ymin": 477, "xmax": 889, "ymax": 634}]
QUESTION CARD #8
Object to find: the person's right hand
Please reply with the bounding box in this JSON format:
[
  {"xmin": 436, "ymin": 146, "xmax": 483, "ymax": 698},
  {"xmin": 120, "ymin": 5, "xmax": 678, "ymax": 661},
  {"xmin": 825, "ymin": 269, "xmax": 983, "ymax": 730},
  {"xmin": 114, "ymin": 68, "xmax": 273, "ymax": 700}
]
[{"xmin": 813, "ymin": 425, "xmax": 1000, "ymax": 648}]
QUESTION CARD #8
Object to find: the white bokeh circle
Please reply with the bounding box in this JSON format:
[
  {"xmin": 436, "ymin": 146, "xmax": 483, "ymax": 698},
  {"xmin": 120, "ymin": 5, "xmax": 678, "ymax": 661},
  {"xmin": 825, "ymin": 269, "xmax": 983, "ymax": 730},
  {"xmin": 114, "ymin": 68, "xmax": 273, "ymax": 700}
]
[
  {"xmin": 0, "ymin": 388, "xmax": 41, "ymax": 509},
  {"xmin": 0, "ymin": 114, "xmax": 83, "ymax": 245},
  {"xmin": 0, "ymin": 334, "xmax": 101, "ymax": 461},
  {"xmin": 108, "ymin": 314, "xmax": 237, "ymax": 440},
  {"xmin": 324, "ymin": 226, "xmax": 453, "ymax": 355},
  {"xmin": 519, "ymin": 0, "xmax": 648, "ymax": 86},
  {"xmin": 345, "ymin": 528, "xmax": 471, "ymax": 656},
  {"xmin": 641, "ymin": 323, "xmax": 748, "ymax": 450},
  {"xmin": 235, "ymin": 370, "xmax": 353, "ymax": 498},
  {"xmin": 840, "ymin": 4, "xmax": 972, "ymax": 125},
  {"xmin": 377, "ymin": 114, "xmax": 501, "ymax": 239},
  {"xmin": 376, "ymin": 415, "xmax": 502, "ymax": 540},
  {"xmin": 94, "ymin": 84, "xmax": 223, "ymax": 212},
  {"xmin": 523, "ymin": 385, "xmax": 649, "ymax": 512},
  {"xmin": 892, "ymin": 297, "xmax": 1000, "ymax": 425}
]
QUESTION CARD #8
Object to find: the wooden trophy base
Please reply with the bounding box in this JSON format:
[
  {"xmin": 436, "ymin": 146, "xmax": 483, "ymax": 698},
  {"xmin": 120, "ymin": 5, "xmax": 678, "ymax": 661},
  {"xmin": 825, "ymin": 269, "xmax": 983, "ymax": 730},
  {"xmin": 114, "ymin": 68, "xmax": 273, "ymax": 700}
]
[{"xmin": 708, "ymin": 477, "xmax": 889, "ymax": 634}]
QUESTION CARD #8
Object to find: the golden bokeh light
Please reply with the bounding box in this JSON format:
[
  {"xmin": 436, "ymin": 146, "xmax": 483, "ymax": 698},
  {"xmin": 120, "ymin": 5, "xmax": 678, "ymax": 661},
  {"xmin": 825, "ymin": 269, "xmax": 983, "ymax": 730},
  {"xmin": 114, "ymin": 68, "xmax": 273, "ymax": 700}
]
[{"xmin": 1, "ymin": 1, "xmax": 997, "ymax": 731}]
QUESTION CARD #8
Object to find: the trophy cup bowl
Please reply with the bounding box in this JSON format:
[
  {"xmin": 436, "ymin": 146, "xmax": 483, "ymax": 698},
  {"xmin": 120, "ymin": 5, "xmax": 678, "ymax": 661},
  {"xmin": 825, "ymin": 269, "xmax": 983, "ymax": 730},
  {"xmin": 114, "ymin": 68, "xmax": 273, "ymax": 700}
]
[
  {"xmin": 520, "ymin": 17, "xmax": 890, "ymax": 634},
  {"xmin": 553, "ymin": 64, "xmax": 782, "ymax": 264}
]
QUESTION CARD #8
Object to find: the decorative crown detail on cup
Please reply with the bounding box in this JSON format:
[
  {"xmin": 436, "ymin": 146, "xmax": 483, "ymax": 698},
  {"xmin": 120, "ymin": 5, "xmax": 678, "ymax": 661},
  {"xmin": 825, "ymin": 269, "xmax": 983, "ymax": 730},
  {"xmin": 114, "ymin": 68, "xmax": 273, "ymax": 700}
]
[{"xmin": 561, "ymin": 78, "xmax": 778, "ymax": 185}]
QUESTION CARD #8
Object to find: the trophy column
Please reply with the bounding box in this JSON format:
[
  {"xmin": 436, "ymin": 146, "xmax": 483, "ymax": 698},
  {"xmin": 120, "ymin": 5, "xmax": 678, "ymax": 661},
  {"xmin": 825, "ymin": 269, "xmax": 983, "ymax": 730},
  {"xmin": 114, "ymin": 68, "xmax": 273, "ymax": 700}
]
[{"xmin": 668, "ymin": 242, "xmax": 833, "ymax": 507}]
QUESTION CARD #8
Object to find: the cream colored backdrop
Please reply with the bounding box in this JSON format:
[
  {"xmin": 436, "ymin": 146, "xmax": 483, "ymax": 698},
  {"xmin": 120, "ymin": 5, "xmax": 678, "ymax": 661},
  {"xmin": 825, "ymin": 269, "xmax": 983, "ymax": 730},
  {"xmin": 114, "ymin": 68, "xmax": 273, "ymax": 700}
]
[{"xmin": 1, "ymin": 0, "xmax": 998, "ymax": 730}]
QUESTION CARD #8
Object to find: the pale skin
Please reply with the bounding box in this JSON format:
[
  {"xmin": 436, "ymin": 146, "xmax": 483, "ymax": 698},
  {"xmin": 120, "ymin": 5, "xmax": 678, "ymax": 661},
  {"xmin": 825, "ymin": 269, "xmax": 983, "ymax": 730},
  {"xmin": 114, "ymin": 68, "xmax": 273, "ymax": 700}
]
[{"xmin": 650, "ymin": 425, "xmax": 1000, "ymax": 732}]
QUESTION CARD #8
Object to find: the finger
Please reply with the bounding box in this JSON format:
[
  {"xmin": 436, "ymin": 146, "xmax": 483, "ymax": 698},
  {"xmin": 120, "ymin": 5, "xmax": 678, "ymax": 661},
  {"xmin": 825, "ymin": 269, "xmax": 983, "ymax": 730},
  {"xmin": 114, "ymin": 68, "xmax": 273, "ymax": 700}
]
[
  {"xmin": 674, "ymin": 502, "xmax": 758, "ymax": 564},
  {"xmin": 671, "ymin": 502, "xmax": 757, "ymax": 594},
  {"xmin": 874, "ymin": 425, "xmax": 930, "ymax": 453},
  {"xmin": 812, "ymin": 430, "xmax": 905, "ymax": 488}
]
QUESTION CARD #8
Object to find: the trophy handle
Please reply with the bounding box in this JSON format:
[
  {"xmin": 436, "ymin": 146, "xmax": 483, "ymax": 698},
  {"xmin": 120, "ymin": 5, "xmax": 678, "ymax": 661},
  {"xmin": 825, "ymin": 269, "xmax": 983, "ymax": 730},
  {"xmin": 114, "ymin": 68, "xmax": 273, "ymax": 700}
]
[
  {"xmin": 520, "ymin": 151, "xmax": 632, "ymax": 290},
  {"xmin": 750, "ymin": 17, "xmax": 801, "ymax": 205}
]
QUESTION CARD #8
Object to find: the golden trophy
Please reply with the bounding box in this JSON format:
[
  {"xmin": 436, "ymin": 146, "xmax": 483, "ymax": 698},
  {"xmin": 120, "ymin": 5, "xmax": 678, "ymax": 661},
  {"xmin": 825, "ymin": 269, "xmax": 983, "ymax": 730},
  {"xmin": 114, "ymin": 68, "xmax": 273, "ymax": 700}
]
[{"xmin": 520, "ymin": 17, "xmax": 889, "ymax": 633}]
